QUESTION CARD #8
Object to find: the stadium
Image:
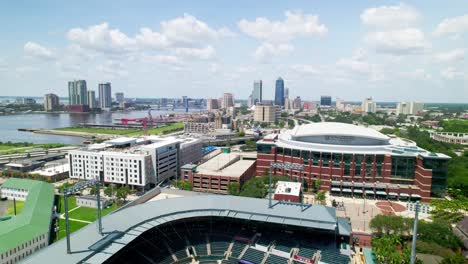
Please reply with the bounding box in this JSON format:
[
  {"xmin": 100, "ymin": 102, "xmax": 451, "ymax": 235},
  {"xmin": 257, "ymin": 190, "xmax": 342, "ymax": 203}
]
[
  {"xmin": 25, "ymin": 194, "xmax": 352, "ymax": 264},
  {"xmin": 256, "ymin": 122, "xmax": 450, "ymax": 202}
]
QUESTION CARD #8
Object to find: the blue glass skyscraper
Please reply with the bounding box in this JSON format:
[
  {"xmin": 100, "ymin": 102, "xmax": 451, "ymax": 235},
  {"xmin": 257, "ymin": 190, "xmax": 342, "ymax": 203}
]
[{"xmin": 274, "ymin": 77, "xmax": 285, "ymax": 106}]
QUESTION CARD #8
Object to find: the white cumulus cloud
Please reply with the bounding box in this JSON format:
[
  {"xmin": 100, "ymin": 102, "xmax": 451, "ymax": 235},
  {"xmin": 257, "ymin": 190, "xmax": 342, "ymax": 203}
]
[
  {"xmin": 175, "ymin": 46, "xmax": 216, "ymax": 60},
  {"xmin": 238, "ymin": 11, "xmax": 327, "ymax": 42},
  {"xmin": 24, "ymin": 41, "xmax": 55, "ymax": 60},
  {"xmin": 360, "ymin": 4, "xmax": 420, "ymax": 29},
  {"xmin": 433, "ymin": 49, "xmax": 465, "ymax": 63},
  {"xmin": 434, "ymin": 14, "xmax": 468, "ymax": 38},
  {"xmin": 253, "ymin": 42, "xmax": 294, "ymax": 62},
  {"xmin": 364, "ymin": 28, "xmax": 430, "ymax": 55},
  {"xmin": 67, "ymin": 23, "xmax": 136, "ymax": 53}
]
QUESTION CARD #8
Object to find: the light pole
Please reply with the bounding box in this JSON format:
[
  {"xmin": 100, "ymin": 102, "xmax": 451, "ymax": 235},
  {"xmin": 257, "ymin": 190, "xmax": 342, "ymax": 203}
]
[
  {"xmin": 62, "ymin": 179, "xmax": 103, "ymax": 254},
  {"xmin": 269, "ymin": 162, "xmax": 304, "ymax": 208},
  {"xmin": 410, "ymin": 201, "xmax": 420, "ymax": 264}
]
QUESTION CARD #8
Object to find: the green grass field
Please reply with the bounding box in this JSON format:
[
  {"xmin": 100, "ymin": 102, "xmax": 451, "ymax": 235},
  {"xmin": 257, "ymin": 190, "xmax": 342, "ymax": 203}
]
[
  {"xmin": 67, "ymin": 203, "xmax": 119, "ymax": 222},
  {"xmin": 55, "ymin": 196, "xmax": 120, "ymax": 241},
  {"xmin": 56, "ymin": 218, "xmax": 88, "ymax": 240},
  {"xmin": 58, "ymin": 196, "xmax": 77, "ymax": 214},
  {"xmin": 55, "ymin": 122, "xmax": 184, "ymax": 136},
  {"xmin": 4, "ymin": 200, "xmax": 25, "ymax": 215}
]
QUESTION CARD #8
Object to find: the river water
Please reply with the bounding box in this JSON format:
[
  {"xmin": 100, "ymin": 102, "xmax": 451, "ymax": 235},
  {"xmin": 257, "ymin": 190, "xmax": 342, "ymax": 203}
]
[{"xmin": 0, "ymin": 110, "xmax": 200, "ymax": 145}]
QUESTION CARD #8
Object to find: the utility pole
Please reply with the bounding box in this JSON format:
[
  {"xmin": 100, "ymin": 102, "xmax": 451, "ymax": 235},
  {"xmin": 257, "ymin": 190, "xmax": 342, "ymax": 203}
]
[{"xmin": 410, "ymin": 201, "xmax": 420, "ymax": 264}]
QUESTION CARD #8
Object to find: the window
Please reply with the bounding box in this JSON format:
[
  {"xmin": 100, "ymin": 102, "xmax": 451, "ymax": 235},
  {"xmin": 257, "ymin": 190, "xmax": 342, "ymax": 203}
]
[
  {"xmin": 322, "ymin": 153, "xmax": 331, "ymax": 166},
  {"xmin": 256, "ymin": 144, "xmax": 272, "ymax": 154},
  {"xmin": 293, "ymin": 149, "xmax": 301, "ymax": 158},
  {"xmin": 312, "ymin": 152, "xmax": 321, "ymax": 165},
  {"xmin": 284, "ymin": 148, "xmax": 291, "ymax": 156},
  {"xmin": 333, "ymin": 153, "xmax": 342, "ymax": 168},
  {"xmin": 391, "ymin": 156, "xmax": 415, "ymax": 179}
]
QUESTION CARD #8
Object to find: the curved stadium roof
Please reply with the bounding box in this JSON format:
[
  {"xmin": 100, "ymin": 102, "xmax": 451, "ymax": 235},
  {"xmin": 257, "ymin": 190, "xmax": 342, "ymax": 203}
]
[
  {"xmin": 290, "ymin": 122, "xmax": 389, "ymax": 141},
  {"xmin": 24, "ymin": 195, "xmax": 349, "ymax": 264}
]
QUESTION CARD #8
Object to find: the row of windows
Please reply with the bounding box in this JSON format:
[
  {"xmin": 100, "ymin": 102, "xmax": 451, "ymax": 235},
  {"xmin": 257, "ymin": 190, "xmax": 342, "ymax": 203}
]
[{"xmin": 0, "ymin": 234, "xmax": 46, "ymax": 260}]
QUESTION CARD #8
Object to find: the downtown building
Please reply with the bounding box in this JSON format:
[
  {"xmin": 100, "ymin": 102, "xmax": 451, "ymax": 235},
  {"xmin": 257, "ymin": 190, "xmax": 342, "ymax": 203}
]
[
  {"xmin": 68, "ymin": 80, "xmax": 89, "ymax": 112},
  {"xmin": 274, "ymin": 77, "xmax": 285, "ymax": 107},
  {"xmin": 396, "ymin": 101, "xmax": 424, "ymax": 115},
  {"xmin": 256, "ymin": 122, "xmax": 450, "ymax": 202},
  {"xmin": 98, "ymin": 82, "xmax": 112, "ymax": 109},
  {"xmin": 68, "ymin": 136, "xmax": 203, "ymax": 189},
  {"xmin": 43, "ymin": 93, "xmax": 59, "ymax": 112}
]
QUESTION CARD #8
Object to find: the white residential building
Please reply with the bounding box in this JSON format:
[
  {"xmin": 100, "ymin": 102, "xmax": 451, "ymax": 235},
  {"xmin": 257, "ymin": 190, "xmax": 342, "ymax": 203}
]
[
  {"xmin": 362, "ymin": 97, "xmax": 377, "ymax": 113},
  {"xmin": 396, "ymin": 102, "xmax": 424, "ymax": 115}
]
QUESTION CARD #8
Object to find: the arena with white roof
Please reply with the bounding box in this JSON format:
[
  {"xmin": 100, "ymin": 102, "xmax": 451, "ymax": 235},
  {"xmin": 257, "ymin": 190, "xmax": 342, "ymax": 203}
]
[{"xmin": 257, "ymin": 122, "xmax": 450, "ymax": 202}]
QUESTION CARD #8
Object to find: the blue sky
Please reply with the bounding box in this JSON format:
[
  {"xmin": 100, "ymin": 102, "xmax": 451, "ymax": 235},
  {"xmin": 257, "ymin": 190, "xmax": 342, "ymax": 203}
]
[{"xmin": 0, "ymin": 1, "xmax": 467, "ymax": 102}]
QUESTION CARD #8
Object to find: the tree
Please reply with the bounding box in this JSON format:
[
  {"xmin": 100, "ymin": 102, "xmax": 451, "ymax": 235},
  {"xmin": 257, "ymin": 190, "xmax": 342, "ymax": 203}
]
[
  {"xmin": 116, "ymin": 186, "xmax": 130, "ymax": 203},
  {"xmin": 104, "ymin": 184, "xmax": 117, "ymax": 198},
  {"xmin": 315, "ymin": 191, "xmax": 326, "ymax": 205},
  {"xmin": 89, "ymin": 185, "xmax": 99, "ymax": 195},
  {"xmin": 313, "ymin": 180, "xmax": 322, "ymax": 192},
  {"xmin": 440, "ymin": 253, "xmax": 466, "ymax": 264},
  {"xmin": 227, "ymin": 182, "xmax": 240, "ymax": 196},
  {"xmin": 237, "ymin": 131, "xmax": 245, "ymax": 137}
]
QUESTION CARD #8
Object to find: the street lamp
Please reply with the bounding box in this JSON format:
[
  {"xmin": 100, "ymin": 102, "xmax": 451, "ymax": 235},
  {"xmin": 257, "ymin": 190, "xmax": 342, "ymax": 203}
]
[
  {"xmin": 269, "ymin": 162, "xmax": 304, "ymax": 208},
  {"xmin": 62, "ymin": 179, "xmax": 103, "ymax": 254}
]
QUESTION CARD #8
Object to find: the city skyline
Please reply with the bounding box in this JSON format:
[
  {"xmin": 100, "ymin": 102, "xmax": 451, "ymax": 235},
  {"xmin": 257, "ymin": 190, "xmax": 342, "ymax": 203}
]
[{"xmin": 0, "ymin": 1, "xmax": 467, "ymax": 102}]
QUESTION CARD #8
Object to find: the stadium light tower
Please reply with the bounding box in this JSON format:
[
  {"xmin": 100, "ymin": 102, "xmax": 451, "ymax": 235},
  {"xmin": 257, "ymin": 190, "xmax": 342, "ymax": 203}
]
[
  {"xmin": 62, "ymin": 179, "xmax": 103, "ymax": 254},
  {"xmin": 410, "ymin": 201, "xmax": 420, "ymax": 264},
  {"xmin": 269, "ymin": 162, "xmax": 304, "ymax": 208}
]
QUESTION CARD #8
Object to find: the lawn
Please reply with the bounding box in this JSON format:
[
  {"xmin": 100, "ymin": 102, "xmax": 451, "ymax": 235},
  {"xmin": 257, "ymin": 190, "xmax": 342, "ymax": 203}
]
[
  {"xmin": 58, "ymin": 196, "xmax": 77, "ymax": 214},
  {"xmin": 4, "ymin": 200, "xmax": 25, "ymax": 215},
  {"xmin": 56, "ymin": 218, "xmax": 88, "ymax": 240},
  {"xmin": 55, "ymin": 122, "xmax": 184, "ymax": 136},
  {"xmin": 67, "ymin": 203, "xmax": 119, "ymax": 222}
]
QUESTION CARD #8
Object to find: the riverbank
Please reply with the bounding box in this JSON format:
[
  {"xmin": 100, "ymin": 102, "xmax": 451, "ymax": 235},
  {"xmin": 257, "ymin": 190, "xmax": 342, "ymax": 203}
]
[{"xmin": 19, "ymin": 122, "xmax": 185, "ymax": 139}]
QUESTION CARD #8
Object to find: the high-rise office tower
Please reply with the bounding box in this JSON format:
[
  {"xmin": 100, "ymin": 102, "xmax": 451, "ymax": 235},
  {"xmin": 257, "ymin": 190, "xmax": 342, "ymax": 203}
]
[
  {"xmin": 285, "ymin": 88, "xmax": 289, "ymax": 100},
  {"xmin": 88, "ymin": 90, "xmax": 97, "ymax": 109},
  {"xmin": 68, "ymin": 80, "xmax": 88, "ymax": 105},
  {"xmin": 43, "ymin": 93, "xmax": 60, "ymax": 112},
  {"xmin": 98, "ymin": 82, "xmax": 112, "ymax": 109},
  {"xmin": 115, "ymin": 92, "xmax": 124, "ymax": 103},
  {"xmin": 252, "ymin": 80, "xmax": 263, "ymax": 105},
  {"xmin": 274, "ymin": 77, "xmax": 285, "ymax": 106},
  {"xmin": 336, "ymin": 99, "xmax": 345, "ymax": 111},
  {"xmin": 223, "ymin": 93, "xmax": 234, "ymax": 109},
  {"xmin": 320, "ymin": 95, "xmax": 332, "ymax": 106}
]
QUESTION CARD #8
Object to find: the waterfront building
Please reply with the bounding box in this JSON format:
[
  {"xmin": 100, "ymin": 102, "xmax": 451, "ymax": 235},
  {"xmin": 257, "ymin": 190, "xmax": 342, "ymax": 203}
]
[
  {"xmin": 98, "ymin": 82, "xmax": 112, "ymax": 109},
  {"xmin": 180, "ymin": 153, "xmax": 256, "ymax": 194},
  {"xmin": 0, "ymin": 179, "xmax": 54, "ymax": 264},
  {"xmin": 256, "ymin": 122, "xmax": 450, "ymax": 202},
  {"xmin": 68, "ymin": 80, "xmax": 87, "ymax": 105},
  {"xmin": 115, "ymin": 92, "xmax": 124, "ymax": 103},
  {"xmin": 362, "ymin": 97, "xmax": 377, "ymax": 113},
  {"xmin": 254, "ymin": 103, "xmax": 281, "ymax": 124},
  {"xmin": 68, "ymin": 136, "xmax": 203, "ymax": 188},
  {"xmin": 87, "ymin": 90, "xmax": 97, "ymax": 109},
  {"xmin": 43, "ymin": 93, "xmax": 59, "ymax": 112},
  {"xmin": 320, "ymin": 96, "xmax": 332, "ymax": 106},
  {"xmin": 396, "ymin": 102, "xmax": 424, "ymax": 115},
  {"xmin": 274, "ymin": 77, "xmax": 285, "ymax": 106}
]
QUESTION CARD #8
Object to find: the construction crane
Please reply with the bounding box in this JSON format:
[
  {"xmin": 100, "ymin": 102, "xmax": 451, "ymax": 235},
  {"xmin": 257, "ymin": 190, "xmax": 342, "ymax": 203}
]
[{"xmin": 120, "ymin": 110, "xmax": 154, "ymax": 136}]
